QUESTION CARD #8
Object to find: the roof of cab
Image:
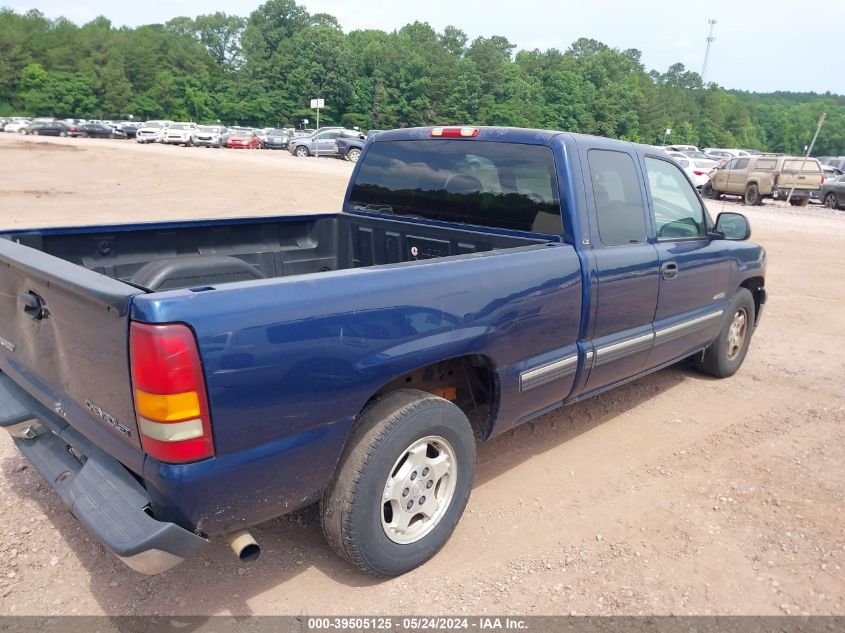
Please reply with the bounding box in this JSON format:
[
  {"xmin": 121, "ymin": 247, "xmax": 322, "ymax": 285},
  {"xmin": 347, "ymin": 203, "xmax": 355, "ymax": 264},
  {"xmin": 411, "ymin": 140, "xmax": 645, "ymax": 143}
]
[{"xmin": 373, "ymin": 126, "xmax": 564, "ymax": 145}]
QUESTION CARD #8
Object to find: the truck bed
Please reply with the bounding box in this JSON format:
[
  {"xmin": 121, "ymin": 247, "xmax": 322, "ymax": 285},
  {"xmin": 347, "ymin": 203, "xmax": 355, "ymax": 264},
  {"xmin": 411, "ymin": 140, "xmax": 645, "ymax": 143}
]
[{"xmin": 2, "ymin": 213, "xmax": 550, "ymax": 292}]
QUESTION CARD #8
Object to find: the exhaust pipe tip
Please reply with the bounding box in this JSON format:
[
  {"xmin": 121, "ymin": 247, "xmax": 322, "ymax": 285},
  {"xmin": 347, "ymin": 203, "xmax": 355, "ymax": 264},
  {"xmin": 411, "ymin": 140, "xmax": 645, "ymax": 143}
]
[{"xmin": 225, "ymin": 529, "xmax": 261, "ymax": 563}]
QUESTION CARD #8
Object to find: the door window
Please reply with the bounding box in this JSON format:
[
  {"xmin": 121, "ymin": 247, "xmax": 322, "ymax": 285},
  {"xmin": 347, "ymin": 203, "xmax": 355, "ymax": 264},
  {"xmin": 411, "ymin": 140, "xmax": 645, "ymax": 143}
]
[
  {"xmin": 587, "ymin": 150, "xmax": 648, "ymax": 246},
  {"xmin": 645, "ymin": 157, "xmax": 706, "ymax": 240},
  {"xmin": 734, "ymin": 158, "xmax": 750, "ymax": 170}
]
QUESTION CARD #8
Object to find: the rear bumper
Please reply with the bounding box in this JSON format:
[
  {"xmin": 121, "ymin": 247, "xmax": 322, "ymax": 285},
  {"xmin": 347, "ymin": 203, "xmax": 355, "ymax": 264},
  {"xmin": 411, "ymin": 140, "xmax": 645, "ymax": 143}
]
[
  {"xmin": 0, "ymin": 371, "xmax": 206, "ymax": 574},
  {"xmin": 772, "ymin": 187, "xmax": 820, "ymax": 200}
]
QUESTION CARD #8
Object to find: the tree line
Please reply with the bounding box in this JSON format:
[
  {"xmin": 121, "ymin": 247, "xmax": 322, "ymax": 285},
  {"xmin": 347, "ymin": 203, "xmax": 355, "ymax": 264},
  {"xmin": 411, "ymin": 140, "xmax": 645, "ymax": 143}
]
[{"xmin": 1, "ymin": 1, "xmax": 843, "ymax": 155}]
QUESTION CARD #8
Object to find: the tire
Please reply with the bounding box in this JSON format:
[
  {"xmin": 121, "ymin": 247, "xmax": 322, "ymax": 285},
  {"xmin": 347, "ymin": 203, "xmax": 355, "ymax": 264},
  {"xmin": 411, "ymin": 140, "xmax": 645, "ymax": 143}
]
[
  {"xmin": 81, "ymin": 132, "xmax": 89, "ymax": 138},
  {"xmin": 694, "ymin": 288, "xmax": 756, "ymax": 378},
  {"xmin": 824, "ymin": 192, "xmax": 840, "ymax": 210},
  {"xmin": 744, "ymin": 184, "xmax": 762, "ymax": 206},
  {"xmin": 347, "ymin": 148, "xmax": 362, "ymax": 163},
  {"xmin": 321, "ymin": 389, "xmax": 476, "ymax": 577},
  {"xmin": 701, "ymin": 182, "xmax": 719, "ymax": 199},
  {"xmin": 32, "ymin": 130, "xmax": 39, "ymax": 136},
  {"xmin": 295, "ymin": 145, "xmax": 310, "ymax": 158},
  {"xmin": 788, "ymin": 197, "xmax": 809, "ymax": 207},
  {"xmin": 59, "ymin": 131, "xmax": 67, "ymax": 138},
  {"xmin": 19, "ymin": 129, "xmax": 27, "ymax": 135}
]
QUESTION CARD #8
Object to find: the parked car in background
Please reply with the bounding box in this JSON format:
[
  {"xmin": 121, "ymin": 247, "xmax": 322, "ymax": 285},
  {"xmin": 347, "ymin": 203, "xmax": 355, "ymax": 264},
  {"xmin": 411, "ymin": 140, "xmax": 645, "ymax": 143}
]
[
  {"xmin": 226, "ymin": 129, "xmax": 261, "ymax": 149},
  {"xmin": 136, "ymin": 121, "xmax": 172, "ymax": 144},
  {"xmin": 163, "ymin": 122, "xmax": 199, "ymax": 146},
  {"xmin": 704, "ymin": 148, "xmax": 751, "ymax": 159},
  {"xmin": 820, "ymin": 174, "xmax": 845, "ymax": 210},
  {"xmin": 116, "ymin": 123, "xmax": 139, "ymax": 139},
  {"xmin": 194, "ymin": 125, "xmax": 229, "ymax": 148},
  {"xmin": 4, "ymin": 119, "xmax": 32, "ymax": 134},
  {"xmin": 335, "ymin": 130, "xmax": 383, "ymax": 163},
  {"xmin": 264, "ymin": 128, "xmax": 293, "ymax": 150},
  {"xmin": 667, "ymin": 144, "xmax": 700, "ymax": 154},
  {"xmin": 289, "ymin": 128, "xmax": 362, "ymax": 157},
  {"xmin": 823, "ymin": 165, "xmax": 843, "ymax": 181},
  {"xmin": 675, "ymin": 157, "xmax": 712, "ymax": 189},
  {"xmin": 78, "ymin": 122, "xmax": 117, "ymax": 138},
  {"xmin": 702, "ymin": 155, "xmax": 823, "ymax": 206},
  {"xmin": 818, "ymin": 156, "xmax": 845, "ymax": 172},
  {"xmin": 26, "ymin": 120, "xmax": 70, "ymax": 137}
]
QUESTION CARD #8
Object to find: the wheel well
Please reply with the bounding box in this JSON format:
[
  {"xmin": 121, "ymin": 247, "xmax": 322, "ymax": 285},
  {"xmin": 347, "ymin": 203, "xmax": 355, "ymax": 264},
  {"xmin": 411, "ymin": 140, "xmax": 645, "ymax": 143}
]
[
  {"xmin": 740, "ymin": 276, "xmax": 765, "ymax": 321},
  {"xmin": 368, "ymin": 355, "xmax": 499, "ymax": 441}
]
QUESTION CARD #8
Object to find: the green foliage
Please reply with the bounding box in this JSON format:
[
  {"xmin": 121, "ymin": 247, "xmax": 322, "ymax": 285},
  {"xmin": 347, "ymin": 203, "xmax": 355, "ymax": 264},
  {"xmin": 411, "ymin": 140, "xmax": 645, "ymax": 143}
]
[{"xmin": 0, "ymin": 3, "xmax": 842, "ymax": 153}]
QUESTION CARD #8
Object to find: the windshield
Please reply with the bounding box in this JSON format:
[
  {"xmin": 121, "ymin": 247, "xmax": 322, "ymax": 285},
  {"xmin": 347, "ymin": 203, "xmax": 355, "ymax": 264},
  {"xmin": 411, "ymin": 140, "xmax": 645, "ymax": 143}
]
[
  {"xmin": 143, "ymin": 122, "xmax": 163, "ymax": 128},
  {"xmin": 269, "ymin": 129, "xmax": 287, "ymax": 135},
  {"xmin": 199, "ymin": 126, "xmax": 220, "ymax": 133},
  {"xmin": 348, "ymin": 140, "xmax": 562, "ymax": 233},
  {"xmin": 170, "ymin": 124, "xmax": 192, "ymax": 130}
]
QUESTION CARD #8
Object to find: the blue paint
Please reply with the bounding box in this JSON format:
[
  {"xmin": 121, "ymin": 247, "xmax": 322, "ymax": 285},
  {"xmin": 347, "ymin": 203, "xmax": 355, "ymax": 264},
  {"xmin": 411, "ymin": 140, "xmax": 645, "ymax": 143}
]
[{"xmin": 1, "ymin": 126, "xmax": 766, "ymax": 539}]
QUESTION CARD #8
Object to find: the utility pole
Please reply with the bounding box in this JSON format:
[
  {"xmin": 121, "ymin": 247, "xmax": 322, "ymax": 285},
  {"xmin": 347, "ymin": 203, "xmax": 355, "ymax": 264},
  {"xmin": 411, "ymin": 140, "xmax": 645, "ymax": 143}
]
[
  {"xmin": 786, "ymin": 112, "xmax": 826, "ymax": 205},
  {"xmin": 701, "ymin": 19, "xmax": 717, "ymax": 83}
]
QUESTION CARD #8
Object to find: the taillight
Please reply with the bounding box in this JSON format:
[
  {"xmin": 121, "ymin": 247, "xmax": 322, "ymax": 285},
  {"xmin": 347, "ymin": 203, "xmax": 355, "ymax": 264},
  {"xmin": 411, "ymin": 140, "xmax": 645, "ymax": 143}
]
[
  {"xmin": 130, "ymin": 322, "xmax": 214, "ymax": 463},
  {"xmin": 431, "ymin": 127, "xmax": 479, "ymax": 138},
  {"xmin": 693, "ymin": 170, "xmax": 706, "ymax": 176}
]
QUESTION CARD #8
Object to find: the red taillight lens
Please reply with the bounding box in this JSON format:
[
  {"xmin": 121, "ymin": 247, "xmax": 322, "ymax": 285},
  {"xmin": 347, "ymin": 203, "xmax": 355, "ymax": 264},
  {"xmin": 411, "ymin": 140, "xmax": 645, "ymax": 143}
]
[
  {"xmin": 693, "ymin": 170, "xmax": 706, "ymax": 176},
  {"xmin": 130, "ymin": 322, "xmax": 214, "ymax": 463},
  {"xmin": 431, "ymin": 127, "xmax": 480, "ymax": 138}
]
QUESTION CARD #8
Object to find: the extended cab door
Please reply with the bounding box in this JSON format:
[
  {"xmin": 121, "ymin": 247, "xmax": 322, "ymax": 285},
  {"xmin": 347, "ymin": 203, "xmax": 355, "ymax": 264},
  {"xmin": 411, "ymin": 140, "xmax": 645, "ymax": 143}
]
[
  {"xmin": 641, "ymin": 154, "xmax": 728, "ymax": 367},
  {"xmin": 580, "ymin": 144, "xmax": 660, "ymax": 392}
]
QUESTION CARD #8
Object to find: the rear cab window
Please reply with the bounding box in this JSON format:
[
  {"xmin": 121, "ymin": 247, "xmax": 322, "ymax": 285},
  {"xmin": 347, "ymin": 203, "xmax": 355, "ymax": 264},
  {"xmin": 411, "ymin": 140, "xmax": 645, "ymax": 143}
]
[
  {"xmin": 586, "ymin": 149, "xmax": 647, "ymax": 246},
  {"xmin": 783, "ymin": 159, "xmax": 822, "ymax": 173},
  {"xmin": 347, "ymin": 140, "xmax": 562, "ymax": 234}
]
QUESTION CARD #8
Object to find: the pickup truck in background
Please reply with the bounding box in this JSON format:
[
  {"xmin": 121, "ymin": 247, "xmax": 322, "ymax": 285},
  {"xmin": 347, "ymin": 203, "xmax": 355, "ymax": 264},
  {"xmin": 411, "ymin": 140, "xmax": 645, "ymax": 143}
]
[
  {"xmin": 335, "ymin": 130, "xmax": 383, "ymax": 162},
  {"xmin": 0, "ymin": 126, "xmax": 766, "ymax": 577},
  {"xmin": 702, "ymin": 154, "xmax": 823, "ymax": 206}
]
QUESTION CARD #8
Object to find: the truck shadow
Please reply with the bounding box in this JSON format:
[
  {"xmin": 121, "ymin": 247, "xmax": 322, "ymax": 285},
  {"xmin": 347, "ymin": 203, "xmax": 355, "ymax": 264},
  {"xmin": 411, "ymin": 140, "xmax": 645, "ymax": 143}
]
[{"xmin": 1, "ymin": 362, "xmax": 700, "ymax": 618}]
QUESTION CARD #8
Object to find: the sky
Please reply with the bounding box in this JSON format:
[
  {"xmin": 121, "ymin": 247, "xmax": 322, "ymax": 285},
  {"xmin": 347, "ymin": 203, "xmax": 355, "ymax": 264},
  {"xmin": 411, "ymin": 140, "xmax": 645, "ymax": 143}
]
[{"xmin": 9, "ymin": 0, "xmax": 845, "ymax": 95}]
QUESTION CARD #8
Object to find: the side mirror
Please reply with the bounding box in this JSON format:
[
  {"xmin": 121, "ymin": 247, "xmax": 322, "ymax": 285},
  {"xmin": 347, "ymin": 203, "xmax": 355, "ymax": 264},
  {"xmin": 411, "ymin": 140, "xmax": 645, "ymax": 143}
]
[{"xmin": 714, "ymin": 212, "xmax": 751, "ymax": 240}]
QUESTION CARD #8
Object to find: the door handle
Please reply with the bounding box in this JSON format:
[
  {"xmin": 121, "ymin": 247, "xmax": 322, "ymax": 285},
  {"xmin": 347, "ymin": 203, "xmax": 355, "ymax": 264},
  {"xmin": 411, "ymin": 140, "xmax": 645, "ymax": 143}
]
[
  {"xmin": 661, "ymin": 262, "xmax": 679, "ymax": 280},
  {"xmin": 21, "ymin": 290, "xmax": 48, "ymax": 320}
]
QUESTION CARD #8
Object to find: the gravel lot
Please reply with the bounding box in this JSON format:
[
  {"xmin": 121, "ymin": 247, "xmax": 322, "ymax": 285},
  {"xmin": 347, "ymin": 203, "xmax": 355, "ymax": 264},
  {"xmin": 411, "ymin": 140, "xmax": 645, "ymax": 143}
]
[{"xmin": 0, "ymin": 134, "xmax": 843, "ymax": 616}]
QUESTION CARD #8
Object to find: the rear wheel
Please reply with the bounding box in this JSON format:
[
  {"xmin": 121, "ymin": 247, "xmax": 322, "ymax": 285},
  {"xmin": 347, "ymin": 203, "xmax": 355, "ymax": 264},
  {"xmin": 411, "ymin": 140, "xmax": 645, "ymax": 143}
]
[
  {"xmin": 347, "ymin": 148, "xmax": 362, "ymax": 163},
  {"xmin": 789, "ymin": 197, "xmax": 810, "ymax": 207},
  {"xmin": 295, "ymin": 145, "xmax": 310, "ymax": 157},
  {"xmin": 59, "ymin": 131, "xmax": 67, "ymax": 138},
  {"xmin": 694, "ymin": 288, "xmax": 756, "ymax": 378},
  {"xmin": 321, "ymin": 389, "xmax": 476, "ymax": 577},
  {"xmin": 32, "ymin": 130, "xmax": 39, "ymax": 136},
  {"xmin": 744, "ymin": 184, "xmax": 762, "ymax": 206},
  {"xmin": 824, "ymin": 192, "xmax": 840, "ymax": 210}
]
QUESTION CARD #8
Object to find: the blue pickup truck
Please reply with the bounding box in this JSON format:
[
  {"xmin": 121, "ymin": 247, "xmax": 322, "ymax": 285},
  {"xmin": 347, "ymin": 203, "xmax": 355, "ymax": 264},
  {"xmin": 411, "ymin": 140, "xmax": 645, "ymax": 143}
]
[{"xmin": 0, "ymin": 126, "xmax": 765, "ymax": 577}]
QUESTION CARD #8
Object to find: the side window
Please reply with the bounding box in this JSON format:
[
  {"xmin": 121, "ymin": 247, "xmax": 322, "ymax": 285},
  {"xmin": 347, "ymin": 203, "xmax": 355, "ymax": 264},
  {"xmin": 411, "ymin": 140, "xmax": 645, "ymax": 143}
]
[
  {"xmin": 724, "ymin": 158, "xmax": 739, "ymax": 170},
  {"xmin": 645, "ymin": 157, "xmax": 706, "ymax": 240},
  {"xmin": 587, "ymin": 149, "xmax": 647, "ymax": 246},
  {"xmin": 734, "ymin": 158, "xmax": 750, "ymax": 170}
]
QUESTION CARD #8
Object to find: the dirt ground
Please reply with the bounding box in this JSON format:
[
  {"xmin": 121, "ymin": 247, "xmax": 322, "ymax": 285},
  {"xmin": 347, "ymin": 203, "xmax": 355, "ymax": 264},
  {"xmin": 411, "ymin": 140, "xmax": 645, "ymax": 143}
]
[{"xmin": 0, "ymin": 134, "xmax": 843, "ymax": 616}]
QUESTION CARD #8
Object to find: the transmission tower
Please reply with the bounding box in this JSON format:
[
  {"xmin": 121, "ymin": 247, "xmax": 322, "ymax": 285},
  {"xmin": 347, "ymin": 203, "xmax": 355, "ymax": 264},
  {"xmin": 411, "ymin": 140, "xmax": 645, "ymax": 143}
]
[{"xmin": 701, "ymin": 19, "xmax": 717, "ymax": 83}]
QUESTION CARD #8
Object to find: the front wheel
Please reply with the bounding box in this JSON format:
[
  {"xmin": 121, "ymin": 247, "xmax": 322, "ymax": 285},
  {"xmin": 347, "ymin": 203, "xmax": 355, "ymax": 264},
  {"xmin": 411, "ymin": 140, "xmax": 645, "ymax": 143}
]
[
  {"xmin": 295, "ymin": 145, "xmax": 310, "ymax": 157},
  {"xmin": 321, "ymin": 389, "xmax": 476, "ymax": 577},
  {"xmin": 694, "ymin": 288, "xmax": 756, "ymax": 378},
  {"xmin": 701, "ymin": 181, "xmax": 720, "ymax": 199}
]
